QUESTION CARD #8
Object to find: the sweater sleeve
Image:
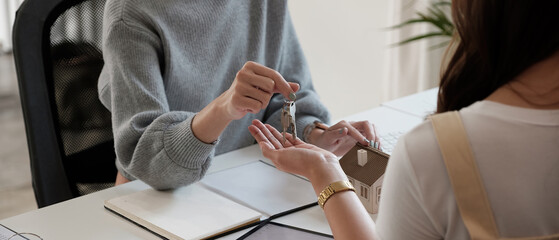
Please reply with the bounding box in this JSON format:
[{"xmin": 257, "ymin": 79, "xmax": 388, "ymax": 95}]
[
  {"xmin": 263, "ymin": 9, "xmax": 331, "ymax": 138},
  {"xmin": 98, "ymin": 19, "xmax": 214, "ymax": 190}
]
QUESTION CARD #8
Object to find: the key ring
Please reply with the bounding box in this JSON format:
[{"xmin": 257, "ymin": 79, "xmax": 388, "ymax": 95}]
[{"xmin": 281, "ymin": 99, "xmax": 297, "ymax": 144}]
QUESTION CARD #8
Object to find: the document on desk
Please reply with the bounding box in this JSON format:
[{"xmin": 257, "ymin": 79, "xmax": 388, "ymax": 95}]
[
  {"xmin": 104, "ymin": 183, "xmax": 261, "ymax": 240},
  {"xmin": 200, "ymin": 161, "xmax": 317, "ymax": 216},
  {"xmin": 0, "ymin": 224, "xmax": 27, "ymax": 240}
]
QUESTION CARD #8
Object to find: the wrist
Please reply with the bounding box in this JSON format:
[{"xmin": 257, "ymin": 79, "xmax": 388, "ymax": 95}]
[
  {"xmin": 213, "ymin": 91, "xmax": 238, "ymax": 122},
  {"xmin": 317, "ymin": 180, "xmax": 355, "ymax": 208},
  {"xmin": 308, "ymin": 161, "xmax": 348, "ymax": 196},
  {"xmin": 304, "ymin": 121, "xmax": 328, "ymax": 144},
  {"xmin": 191, "ymin": 98, "xmax": 233, "ymax": 143}
]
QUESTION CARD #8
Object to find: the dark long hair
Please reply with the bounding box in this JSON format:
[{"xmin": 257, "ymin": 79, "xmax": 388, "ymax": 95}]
[{"xmin": 437, "ymin": 0, "xmax": 559, "ymax": 113}]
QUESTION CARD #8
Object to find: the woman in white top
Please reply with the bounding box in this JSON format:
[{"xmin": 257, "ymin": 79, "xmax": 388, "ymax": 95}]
[{"xmin": 248, "ymin": 0, "xmax": 559, "ymax": 239}]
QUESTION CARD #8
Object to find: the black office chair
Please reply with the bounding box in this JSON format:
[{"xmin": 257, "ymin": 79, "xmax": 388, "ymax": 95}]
[{"xmin": 12, "ymin": 0, "xmax": 117, "ymax": 208}]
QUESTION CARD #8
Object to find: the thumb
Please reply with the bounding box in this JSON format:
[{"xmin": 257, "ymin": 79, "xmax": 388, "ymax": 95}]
[{"xmin": 288, "ymin": 82, "xmax": 300, "ymax": 93}]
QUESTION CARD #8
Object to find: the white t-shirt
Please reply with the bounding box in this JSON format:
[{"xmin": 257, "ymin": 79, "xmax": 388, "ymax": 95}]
[{"xmin": 376, "ymin": 101, "xmax": 559, "ymax": 239}]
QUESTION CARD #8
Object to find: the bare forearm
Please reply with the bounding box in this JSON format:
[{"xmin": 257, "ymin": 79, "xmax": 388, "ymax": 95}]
[
  {"xmin": 191, "ymin": 93, "xmax": 233, "ymax": 144},
  {"xmin": 323, "ymin": 192, "xmax": 379, "ymax": 240},
  {"xmin": 308, "ymin": 164, "xmax": 379, "ymax": 240}
]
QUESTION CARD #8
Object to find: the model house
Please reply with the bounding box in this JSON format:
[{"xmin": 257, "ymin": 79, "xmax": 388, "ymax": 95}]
[{"xmin": 339, "ymin": 143, "xmax": 390, "ymax": 214}]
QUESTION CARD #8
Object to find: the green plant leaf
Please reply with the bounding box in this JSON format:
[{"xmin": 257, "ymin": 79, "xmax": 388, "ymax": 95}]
[
  {"xmin": 390, "ymin": 0, "xmax": 454, "ymax": 48},
  {"xmin": 389, "ymin": 18, "xmax": 437, "ymax": 29},
  {"xmin": 434, "ymin": 1, "xmax": 451, "ymax": 7},
  {"xmin": 393, "ymin": 32, "xmax": 449, "ymax": 46},
  {"xmin": 429, "ymin": 40, "xmax": 451, "ymax": 50}
]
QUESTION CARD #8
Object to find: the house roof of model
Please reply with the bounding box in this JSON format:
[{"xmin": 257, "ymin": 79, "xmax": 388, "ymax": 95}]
[{"xmin": 339, "ymin": 143, "xmax": 390, "ymax": 186}]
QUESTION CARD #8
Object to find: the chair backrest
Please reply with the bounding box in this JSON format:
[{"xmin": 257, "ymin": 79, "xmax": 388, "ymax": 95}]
[{"xmin": 12, "ymin": 0, "xmax": 116, "ymax": 208}]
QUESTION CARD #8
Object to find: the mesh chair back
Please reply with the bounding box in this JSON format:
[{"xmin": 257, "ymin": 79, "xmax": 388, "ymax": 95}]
[
  {"xmin": 47, "ymin": 0, "xmax": 116, "ymax": 196},
  {"xmin": 13, "ymin": 0, "xmax": 116, "ymax": 207}
]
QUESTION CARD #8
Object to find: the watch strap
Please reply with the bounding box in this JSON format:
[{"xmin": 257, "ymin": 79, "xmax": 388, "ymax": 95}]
[{"xmin": 317, "ymin": 180, "xmax": 355, "ymax": 208}]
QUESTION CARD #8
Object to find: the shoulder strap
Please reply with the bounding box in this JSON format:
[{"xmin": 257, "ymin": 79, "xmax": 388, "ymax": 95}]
[{"xmin": 430, "ymin": 111, "xmax": 499, "ymax": 240}]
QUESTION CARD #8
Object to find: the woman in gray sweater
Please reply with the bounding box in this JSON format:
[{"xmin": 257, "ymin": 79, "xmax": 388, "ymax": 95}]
[{"xmin": 98, "ymin": 0, "xmax": 377, "ymax": 189}]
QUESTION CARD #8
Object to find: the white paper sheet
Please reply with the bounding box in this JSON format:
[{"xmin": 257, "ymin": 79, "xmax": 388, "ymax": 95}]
[
  {"xmin": 201, "ymin": 161, "xmax": 317, "ymax": 216},
  {"xmin": 0, "ymin": 224, "xmax": 27, "ymax": 240}
]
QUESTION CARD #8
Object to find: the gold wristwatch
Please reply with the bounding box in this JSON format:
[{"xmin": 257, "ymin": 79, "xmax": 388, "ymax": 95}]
[{"xmin": 317, "ymin": 180, "xmax": 355, "ymax": 209}]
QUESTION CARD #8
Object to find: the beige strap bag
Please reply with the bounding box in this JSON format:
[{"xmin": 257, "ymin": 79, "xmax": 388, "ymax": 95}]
[{"xmin": 430, "ymin": 111, "xmax": 559, "ymax": 240}]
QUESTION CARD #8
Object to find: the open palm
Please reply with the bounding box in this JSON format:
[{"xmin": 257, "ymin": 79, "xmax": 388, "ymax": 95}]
[{"xmin": 248, "ymin": 120, "xmax": 338, "ymax": 179}]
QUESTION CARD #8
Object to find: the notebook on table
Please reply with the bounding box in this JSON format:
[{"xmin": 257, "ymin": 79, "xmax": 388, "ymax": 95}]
[
  {"xmin": 200, "ymin": 161, "xmax": 317, "ymax": 216},
  {"xmin": 104, "ymin": 183, "xmax": 261, "ymax": 240},
  {"xmin": 105, "ymin": 161, "xmax": 320, "ymax": 240}
]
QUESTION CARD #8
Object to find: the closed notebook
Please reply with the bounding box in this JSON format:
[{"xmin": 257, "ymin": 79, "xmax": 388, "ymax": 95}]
[
  {"xmin": 200, "ymin": 161, "xmax": 317, "ymax": 216},
  {"xmin": 104, "ymin": 183, "xmax": 261, "ymax": 240}
]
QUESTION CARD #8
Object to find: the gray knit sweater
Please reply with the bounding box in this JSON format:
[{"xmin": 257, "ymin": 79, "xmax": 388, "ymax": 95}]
[{"xmin": 98, "ymin": 0, "xmax": 330, "ymax": 189}]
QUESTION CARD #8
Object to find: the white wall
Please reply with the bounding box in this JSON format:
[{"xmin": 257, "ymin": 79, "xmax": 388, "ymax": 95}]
[
  {"xmin": 382, "ymin": 0, "xmax": 445, "ymax": 105},
  {"xmin": 0, "ymin": 0, "xmax": 23, "ymax": 52},
  {"xmin": 288, "ymin": 0, "xmax": 391, "ymax": 120},
  {"xmin": 289, "ymin": 0, "xmax": 445, "ymax": 120}
]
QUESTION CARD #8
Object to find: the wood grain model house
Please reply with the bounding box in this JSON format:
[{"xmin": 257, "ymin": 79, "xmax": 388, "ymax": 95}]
[{"xmin": 339, "ymin": 143, "xmax": 390, "ymax": 214}]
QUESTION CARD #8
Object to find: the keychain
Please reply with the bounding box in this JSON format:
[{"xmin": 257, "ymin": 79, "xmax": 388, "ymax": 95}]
[{"xmin": 281, "ymin": 99, "xmax": 297, "ymax": 144}]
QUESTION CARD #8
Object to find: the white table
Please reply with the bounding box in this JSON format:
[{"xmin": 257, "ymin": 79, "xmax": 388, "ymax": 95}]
[
  {"xmin": 342, "ymin": 105, "xmax": 424, "ymax": 134},
  {"xmin": 382, "ymin": 87, "xmax": 438, "ymax": 119},
  {"xmin": 0, "ymin": 101, "xmax": 431, "ymax": 239}
]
